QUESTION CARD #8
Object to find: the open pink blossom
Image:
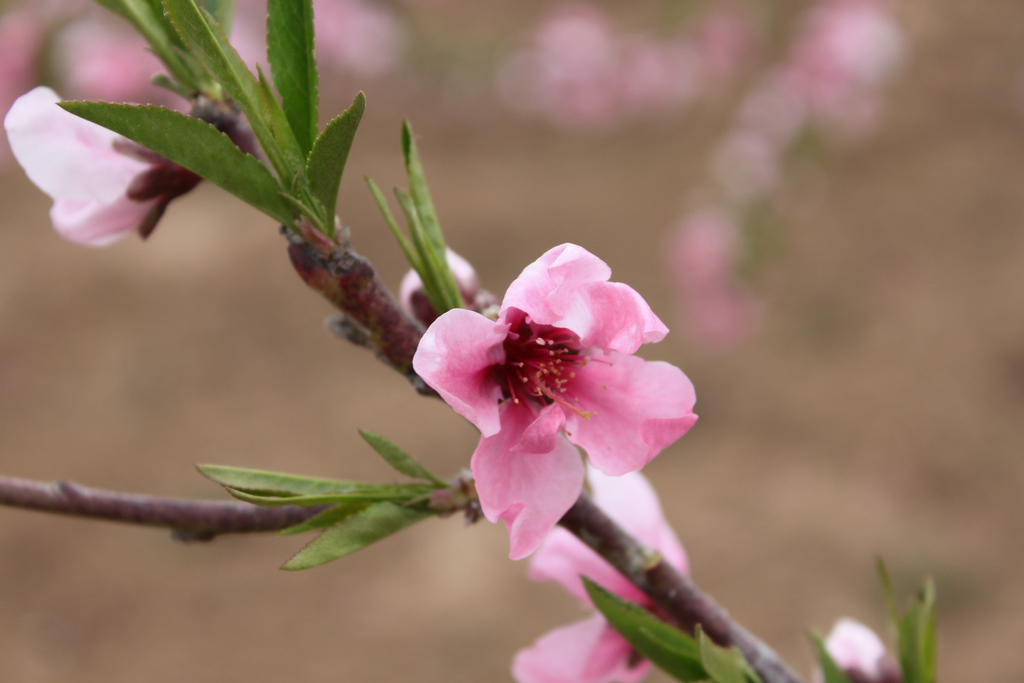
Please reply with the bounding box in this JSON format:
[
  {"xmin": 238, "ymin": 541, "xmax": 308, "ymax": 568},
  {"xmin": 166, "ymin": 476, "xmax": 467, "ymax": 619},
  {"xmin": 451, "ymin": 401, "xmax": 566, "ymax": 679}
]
[
  {"xmin": 413, "ymin": 244, "xmax": 697, "ymax": 559},
  {"xmin": 4, "ymin": 86, "xmax": 198, "ymax": 245},
  {"xmin": 513, "ymin": 468, "xmax": 688, "ymax": 683}
]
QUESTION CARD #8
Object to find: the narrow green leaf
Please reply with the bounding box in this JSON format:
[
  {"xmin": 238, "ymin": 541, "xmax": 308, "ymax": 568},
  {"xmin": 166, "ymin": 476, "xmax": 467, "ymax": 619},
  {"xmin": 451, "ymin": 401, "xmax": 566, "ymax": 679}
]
[
  {"xmin": 282, "ymin": 502, "xmax": 432, "ymax": 570},
  {"xmin": 256, "ymin": 64, "xmax": 305, "ymax": 178},
  {"xmin": 876, "ymin": 559, "xmax": 901, "ymax": 633},
  {"xmin": 400, "ymin": 120, "xmax": 463, "ymax": 311},
  {"xmin": 162, "ymin": 0, "xmax": 288, "ymax": 177},
  {"xmin": 267, "ymin": 0, "xmax": 318, "ymax": 154},
  {"xmin": 58, "ymin": 101, "xmax": 293, "ymax": 226},
  {"xmin": 585, "ymin": 579, "xmax": 708, "ymax": 682},
  {"xmin": 366, "ymin": 176, "xmax": 420, "ymax": 272},
  {"xmin": 811, "ymin": 634, "xmax": 853, "ymax": 683},
  {"xmin": 306, "ymin": 93, "xmax": 366, "ymax": 224},
  {"xmin": 278, "ymin": 503, "xmax": 371, "ymax": 536},
  {"xmin": 698, "ymin": 628, "xmax": 755, "ymax": 683},
  {"xmin": 198, "ymin": 464, "xmax": 373, "ymax": 496},
  {"xmin": 917, "ymin": 580, "xmax": 937, "ymax": 683},
  {"xmin": 393, "ymin": 187, "xmax": 449, "ymax": 313},
  {"xmin": 358, "ymin": 430, "xmax": 445, "ymax": 486},
  {"xmin": 224, "ymin": 485, "xmax": 434, "ymax": 508}
]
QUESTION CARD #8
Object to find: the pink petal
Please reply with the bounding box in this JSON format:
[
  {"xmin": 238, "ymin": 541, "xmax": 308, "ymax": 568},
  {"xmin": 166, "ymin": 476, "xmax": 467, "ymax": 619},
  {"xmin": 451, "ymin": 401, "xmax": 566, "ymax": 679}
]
[
  {"xmin": 412, "ymin": 309, "xmax": 507, "ymax": 437},
  {"xmin": 512, "ymin": 614, "xmax": 650, "ymax": 683},
  {"xmin": 501, "ymin": 244, "xmax": 668, "ymax": 354},
  {"xmin": 4, "ymin": 86, "xmax": 148, "ymax": 202},
  {"xmin": 565, "ymin": 352, "xmax": 697, "ymax": 476},
  {"xmin": 824, "ymin": 618, "xmax": 886, "ymax": 677},
  {"xmin": 50, "ymin": 196, "xmax": 156, "ymax": 247},
  {"xmin": 529, "ymin": 526, "xmax": 646, "ymax": 605},
  {"xmin": 472, "ymin": 402, "xmax": 584, "ymax": 560}
]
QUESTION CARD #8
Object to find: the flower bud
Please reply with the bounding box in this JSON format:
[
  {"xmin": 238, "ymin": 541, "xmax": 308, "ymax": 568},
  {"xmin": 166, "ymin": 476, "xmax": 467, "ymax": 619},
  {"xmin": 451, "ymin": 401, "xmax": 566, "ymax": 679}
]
[
  {"xmin": 399, "ymin": 248, "xmax": 480, "ymax": 326},
  {"xmin": 820, "ymin": 619, "xmax": 901, "ymax": 683}
]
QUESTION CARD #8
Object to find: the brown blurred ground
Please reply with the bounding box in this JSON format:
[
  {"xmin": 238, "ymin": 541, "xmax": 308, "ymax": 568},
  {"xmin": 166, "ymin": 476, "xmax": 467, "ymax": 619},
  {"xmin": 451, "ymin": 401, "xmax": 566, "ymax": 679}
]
[{"xmin": 2, "ymin": 1, "xmax": 1024, "ymax": 681}]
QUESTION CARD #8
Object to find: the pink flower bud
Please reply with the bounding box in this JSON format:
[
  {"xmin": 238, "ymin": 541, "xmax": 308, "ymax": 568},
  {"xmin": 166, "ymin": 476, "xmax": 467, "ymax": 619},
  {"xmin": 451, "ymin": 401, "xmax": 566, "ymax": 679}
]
[
  {"xmin": 819, "ymin": 618, "xmax": 901, "ymax": 683},
  {"xmin": 399, "ymin": 248, "xmax": 480, "ymax": 326}
]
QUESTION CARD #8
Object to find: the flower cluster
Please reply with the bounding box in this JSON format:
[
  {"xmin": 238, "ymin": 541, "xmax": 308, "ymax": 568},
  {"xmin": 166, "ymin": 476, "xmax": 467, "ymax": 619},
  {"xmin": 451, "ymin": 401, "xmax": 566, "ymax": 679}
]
[{"xmin": 413, "ymin": 244, "xmax": 697, "ymax": 559}]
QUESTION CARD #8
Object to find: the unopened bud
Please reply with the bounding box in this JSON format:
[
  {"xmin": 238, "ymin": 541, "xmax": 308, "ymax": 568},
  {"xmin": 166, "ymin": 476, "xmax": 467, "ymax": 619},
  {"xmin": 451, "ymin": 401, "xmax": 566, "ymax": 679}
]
[
  {"xmin": 819, "ymin": 619, "xmax": 901, "ymax": 683},
  {"xmin": 400, "ymin": 248, "xmax": 480, "ymax": 326}
]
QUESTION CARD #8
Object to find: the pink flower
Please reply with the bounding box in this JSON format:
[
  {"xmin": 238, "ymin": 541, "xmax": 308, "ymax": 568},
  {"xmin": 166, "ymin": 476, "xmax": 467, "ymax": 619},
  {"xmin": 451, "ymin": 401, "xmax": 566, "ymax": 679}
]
[
  {"xmin": 818, "ymin": 618, "xmax": 901, "ymax": 683},
  {"xmin": 513, "ymin": 468, "xmax": 688, "ymax": 683},
  {"xmin": 413, "ymin": 244, "xmax": 697, "ymax": 559},
  {"xmin": 4, "ymin": 86, "xmax": 198, "ymax": 245}
]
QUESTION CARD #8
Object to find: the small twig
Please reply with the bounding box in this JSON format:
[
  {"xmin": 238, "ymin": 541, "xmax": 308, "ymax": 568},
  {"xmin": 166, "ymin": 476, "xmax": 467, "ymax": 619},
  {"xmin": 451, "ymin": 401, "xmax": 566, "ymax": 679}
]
[
  {"xmin": 286, "ymin": 230, "xmax": 428, "ymax": 389},
  {"xmin": 0, "ymin": 475, "xmax": 322, "ymax": 541},
  {"xmin": 559, "ymin": 492, "xmax": 806, "ymax": 683}
]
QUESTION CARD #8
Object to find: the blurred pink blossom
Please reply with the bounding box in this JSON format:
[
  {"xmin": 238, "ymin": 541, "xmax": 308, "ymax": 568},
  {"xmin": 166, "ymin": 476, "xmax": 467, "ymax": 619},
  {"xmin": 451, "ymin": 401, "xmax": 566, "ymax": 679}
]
[
  {"xmin": 315, "ymin": 0, "xmax": 404, "ymax": 77},
  {"xmin": 782, "ymin": 0, "xmax": 904, "ymax": 134},
  {"xmin": 668, "ymin": 210, "xmax": 762, "ymax": 348},
  {"xmin": 512, "ymin": 468, "xmax": 688, "ymax": 683},
  {"xmin": 496, "ymin": 5, "xmax": 752, "ymax": 129},
  {"xmin": 413, "ymin": 244, "xmax": 697, "ymax": 560},
  {"xmin": 57, "ymin": 20, "xmax": 168, "ymax": 103},
  {"xmin": 0, "ymin": 8, "xmax": 43, "ymax": 164}
]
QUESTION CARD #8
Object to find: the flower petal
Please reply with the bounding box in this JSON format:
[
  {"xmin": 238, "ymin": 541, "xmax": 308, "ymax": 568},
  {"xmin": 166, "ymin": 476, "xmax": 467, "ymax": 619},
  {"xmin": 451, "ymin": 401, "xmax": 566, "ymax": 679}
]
[
  {"xmin": 472, "ymin": 402, "xmax": 584, "ymax": 560},
  {"xmin": 413, "ymin": 308, "xmax": 507, "ymax": 437},
  {"xmin": 500, "ymin": 243, "xmax": 668, "ymax": 353},
  {"xmin": 50, "ymin": 196, "xmax": 155, "ymax": 246},
  {"xmin": 529, "ymin": 526, "xmax": 645, "ymax": 605},
  {"xmin": 4, "ymin": 86, "xmax": 148, "ymax": 202},
  {"xmin": 529, "ymin": 468, "xmax": 687, "ymax": 605},
  {"xmin": 512, "ymin": 614, "xmax": 650, "ymax": 683},
  {"xmin": 565, "ymin": 352, "xmax": 697, "ymax": 476}
]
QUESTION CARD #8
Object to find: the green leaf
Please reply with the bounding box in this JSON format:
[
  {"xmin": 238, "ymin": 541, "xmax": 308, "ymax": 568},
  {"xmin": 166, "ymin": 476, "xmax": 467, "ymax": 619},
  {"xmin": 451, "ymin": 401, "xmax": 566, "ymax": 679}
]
[
  {"xmin": 282, "ymin": 502, "xmax": 432, "ymax": 570},
  {"xmin": 358, "ymin": 430, "xmax": 445, "ymax": 486},
  {"xmin": 223, "ymin": 485, "xmax": 434, "ymax": 508},
  {"xmin": 58, "ymin": 101, "xmax": 293, "ymax": 226},
  {"xmin": 201, "ymin": 0, "xmax": 235, "ymax": 35},
  {"xmin": 267, "ymin": 0, "xmax": 318, "ymax": 154},
  {"xmin": 306, "ymin": 93, "xmax": 366, "ymax": 226},
  {"xmin": 366, "ymin": 176, "xmax": 420, "ymax": 272},
  {"xmin": 400, "ymin": 121, "xmax": 462, "ymax": 311},
  {"xmin": 255, "ymin": 64, "xmax": 306, "ymax": 181},
  {"xmin": 278, "ymin": 503, "xmax": 371, "ymax": 535},
  {"xmin": 198, "ymin": 464, "xmax": 375, "ymax": 496},
  {"xmin": 392, "ymin": 186, "xmax": 448, "ymax": 313},
  {"xmin": 162, "ymin": 0, "xmax": 289, "ymax": 178},
  {"xmin": 585, "ymin": 579, "xmax": 708, "ymax": 682},
  {"xmin": 811, "ymin": 633, "xmax": 853, "ymax": 683},
  {"xmin": 697, "ymin": 628, "xmax": 759, "ymax": 683}
]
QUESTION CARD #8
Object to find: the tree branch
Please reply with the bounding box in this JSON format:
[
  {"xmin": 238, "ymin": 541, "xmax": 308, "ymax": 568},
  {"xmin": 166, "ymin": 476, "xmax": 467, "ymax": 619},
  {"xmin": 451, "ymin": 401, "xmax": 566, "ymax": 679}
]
[
  {"xmin": 0, "ymin": 474, "xmax": 322, "ymax": 541},
  {"xmin": 559, "ymin": 492, "xmax": 806, "ymax": 683}
]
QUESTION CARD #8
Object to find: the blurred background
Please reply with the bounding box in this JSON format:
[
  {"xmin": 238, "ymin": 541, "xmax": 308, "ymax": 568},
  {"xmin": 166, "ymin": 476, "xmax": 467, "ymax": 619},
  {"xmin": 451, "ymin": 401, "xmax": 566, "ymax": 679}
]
[{"xmin": 1, "ymin": 0, "xmax": 1023, "ymax": 681}]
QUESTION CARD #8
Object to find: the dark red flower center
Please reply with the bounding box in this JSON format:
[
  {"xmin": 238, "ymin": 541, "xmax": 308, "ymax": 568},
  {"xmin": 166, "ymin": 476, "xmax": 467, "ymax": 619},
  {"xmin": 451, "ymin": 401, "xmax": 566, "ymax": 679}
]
[{"xmin": 497, "ymin": 317, "xmax": 592, "ymax": 419}]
